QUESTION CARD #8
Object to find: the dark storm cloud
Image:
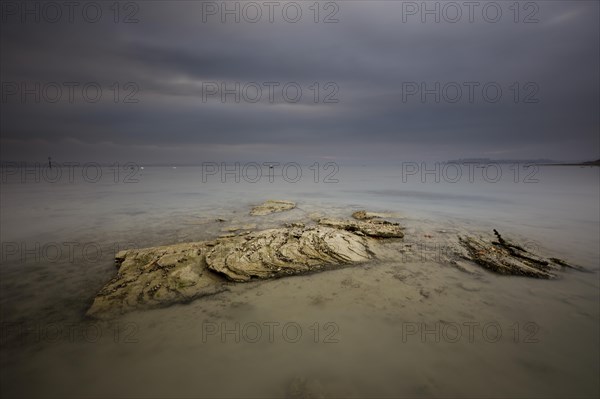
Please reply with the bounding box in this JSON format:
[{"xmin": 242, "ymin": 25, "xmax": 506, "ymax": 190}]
[{"xmin": 1, "ymin": 1, "xmax": 598, "ymax": 162}]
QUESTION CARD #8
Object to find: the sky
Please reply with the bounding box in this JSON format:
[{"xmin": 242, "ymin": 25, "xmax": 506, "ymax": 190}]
[{"xmin": 1, "ymin": 0, "xmax": 599, "ymax": 164}]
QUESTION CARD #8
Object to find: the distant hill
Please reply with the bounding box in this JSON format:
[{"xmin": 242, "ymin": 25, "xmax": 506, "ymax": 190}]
[
  {"xmin": 582, "ymin": 159, "xmax": 600, "ymax": 166},
  {"xmin": 444, "ymin": 158, "xmax": 600, "ymax": 166},
  {"xmin": 446, "ymin": 158, "xmax": 557, "ymax": 164},
  {"xmin": 540, "ymin": 159, "xmax": 600, "ymax": 166}
]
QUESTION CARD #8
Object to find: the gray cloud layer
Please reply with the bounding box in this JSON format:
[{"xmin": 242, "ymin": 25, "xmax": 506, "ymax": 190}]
[{"xmin": 1, "ymin": 1, "xmax": 598, "ymax": 163}]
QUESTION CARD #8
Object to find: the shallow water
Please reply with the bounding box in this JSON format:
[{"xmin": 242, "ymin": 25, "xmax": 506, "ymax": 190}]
[{"xmin": 1, "ymin": 164, "xmax": 598, "ymax": 398}]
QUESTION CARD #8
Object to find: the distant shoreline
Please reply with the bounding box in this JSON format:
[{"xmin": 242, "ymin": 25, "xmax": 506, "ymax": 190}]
[
  {"xmin": 445, "ymin": 158, "xmax": 600, "ymax": 167},
  {"xmin": 539, "ymin": 162, "xmax": 600, "ymax": 167}
]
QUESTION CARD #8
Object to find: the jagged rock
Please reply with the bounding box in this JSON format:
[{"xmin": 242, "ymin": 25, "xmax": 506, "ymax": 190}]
[
  {"xmin": 206, "ymin": 226, "xmax": 374, "ymax": 282},
  {"xmin": 250, "ymin": 200, "xmax": 296, "ymax": 216},
  {"xmin": 548, "ymin": 257, "xmax": 585, "ymax": 271},
  {"xmin": 86, "ymin": 242, "xmax": 228, "ymax": 319},
  {"xmin": 318, "ymin": 218, "xmax": 404, "ymax": 238},
  {"xmin": 457, "ymin": 230, "xmax": 583, "ymax": 278}
]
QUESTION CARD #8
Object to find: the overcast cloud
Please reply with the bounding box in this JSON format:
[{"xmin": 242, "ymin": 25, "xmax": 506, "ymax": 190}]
[{"xmin": 1, "ymin": 0, "xmax": 598, "ymax": 163}]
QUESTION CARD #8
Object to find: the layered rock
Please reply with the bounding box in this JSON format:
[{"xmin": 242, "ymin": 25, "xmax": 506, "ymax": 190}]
[
  {"xmin": 457, "ymin": 230, "xmax": 581, "ymax": 279},
  {"xmin": 87, "ymin": 202, "xmax": 583, "ymax": 319},
  {"xmin": 87, "ymin": 214, "xmax": 405, "ymax": 318},
  {"xmin": 86, "ymin": 242, "xmax": 227, "ymax": 318},
  {"xmin": 206, "ymin": 226, "xmax": 375, "ymax": 282},
  {"xmin": 317, "ymin": 218, "xmax": 404, "ymax": 238}
]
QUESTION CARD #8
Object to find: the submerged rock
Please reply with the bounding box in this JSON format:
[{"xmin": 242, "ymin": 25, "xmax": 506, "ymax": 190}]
[
  {"xmin": 318, "ymin": 218, "xmax": 404, "ymax": 238},
  {"xmin": 250, "ymin": 200, "xmax": 296, "ymax": 216},
  {"xmin": 352, "ymin": 210, "xmax": 401, "ymax": 220},
  {"xmin": 352, "ymin": 210, "xmax": 379, "ymax": 220},
  {"xmin": 286, "ymin": 377, "xmax": 327, "ymax": 399},
  {"xmin": 88, "ymin": 212, "xmax": 403, "ymax": 318},
  {"xmin": 457, "ymin": 230, "xmax": 582, "ymax": 279},
  {"xmin": 222, "ymin": 223, "xmax": 257, "ymax": 233},
  {"xmin": 206, "ymin": 226, "xmax": 375, "ymax": 282},
  {"xmin": 87, "ymin": 204, "xmax": 582, "ymax": 319},
  {"xmin": 86, "ymin": 242, "xmax": 227, "ymax": 319}
]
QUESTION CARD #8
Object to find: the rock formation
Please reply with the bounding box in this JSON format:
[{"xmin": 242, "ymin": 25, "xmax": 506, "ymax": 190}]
[
  {"xmin": 86, "ymin": 242, "xmax": 228, "ymax": 319},
  {"xmin": 457, "ymin": 230, "xmax": 581, "ymax": 278},
  {"xmin": 318, "ymin": 217, "xmax": 404, "ymax": 238},
  {"xmin": 206, "ymin": 226, "xmax": 374, "ymax": 282},
  {"xmin": 87, "ymin": 202, "xmax": 582, "ymax": 318},
  {"xmin": 87, "ymin": 213, "xmax": 404, "ymax": 318},
  {"xmin": 250, "ymin": 200, "xmax": 296, "ymax": 216},
  {"xmin": 352, "ymin": 210, "xmax": 379, "ymax": 220}
]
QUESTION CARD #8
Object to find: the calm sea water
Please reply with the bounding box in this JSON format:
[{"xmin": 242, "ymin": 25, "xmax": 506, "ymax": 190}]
[{"xmin": 1, "ymin": 163, "xmax": 598, "ymax": 398}]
